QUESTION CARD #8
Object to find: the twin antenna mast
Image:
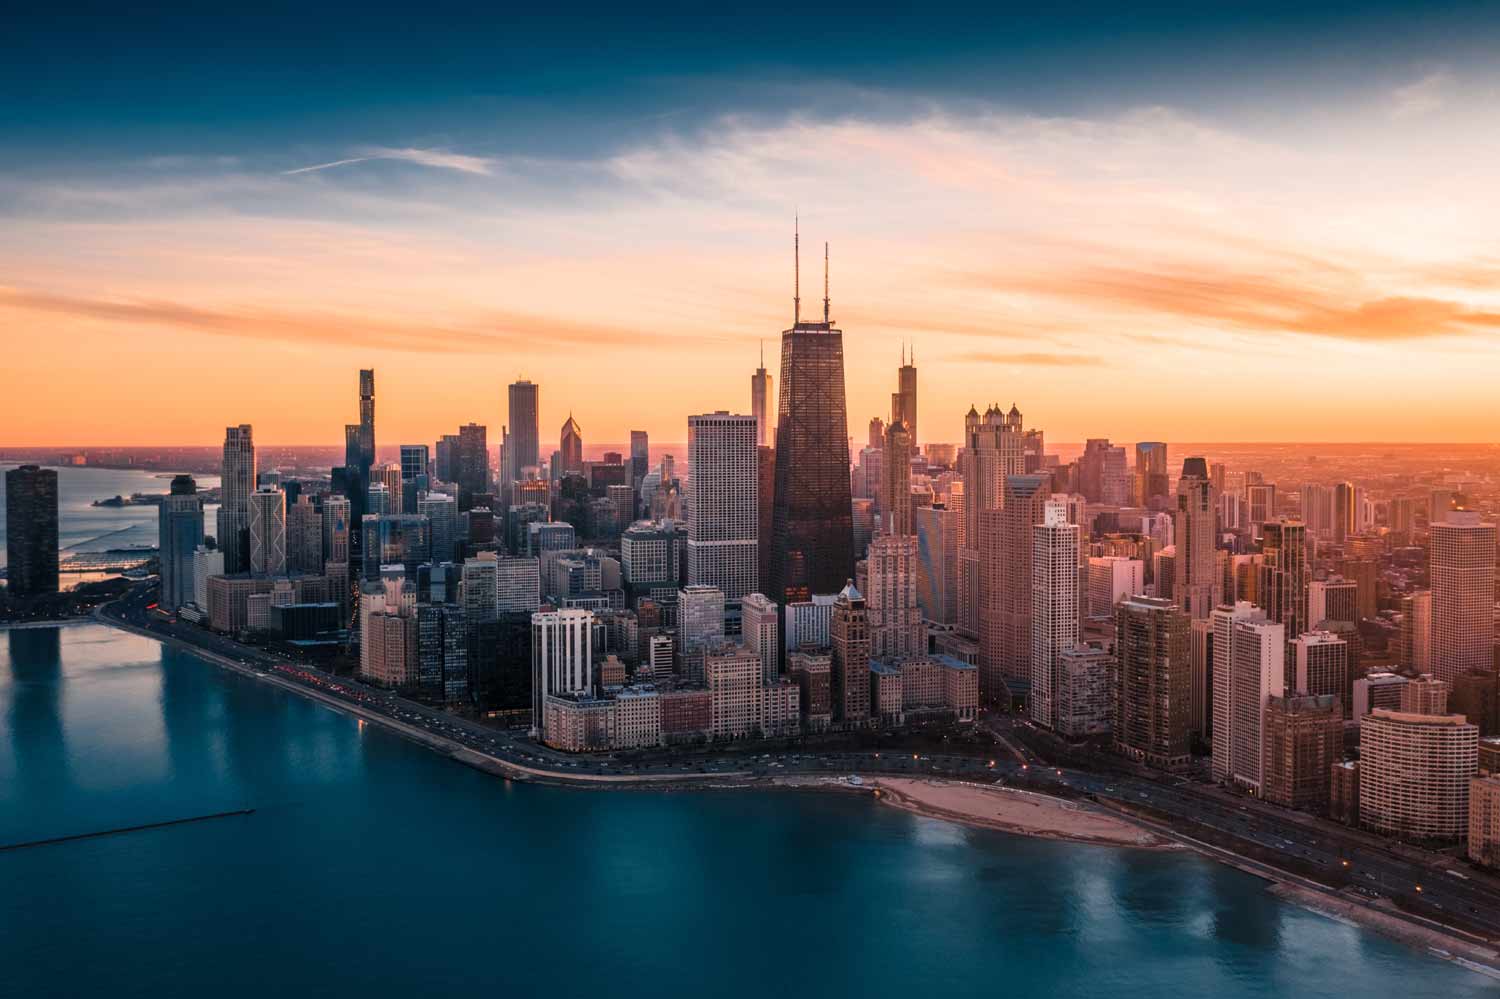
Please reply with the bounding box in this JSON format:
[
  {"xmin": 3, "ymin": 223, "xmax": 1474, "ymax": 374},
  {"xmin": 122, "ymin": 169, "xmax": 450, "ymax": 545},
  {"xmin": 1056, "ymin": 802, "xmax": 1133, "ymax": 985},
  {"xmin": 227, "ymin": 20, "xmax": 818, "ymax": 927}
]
[{"xmin": 792, "ymin": 215, "xmax": 830, "ymax": 326}]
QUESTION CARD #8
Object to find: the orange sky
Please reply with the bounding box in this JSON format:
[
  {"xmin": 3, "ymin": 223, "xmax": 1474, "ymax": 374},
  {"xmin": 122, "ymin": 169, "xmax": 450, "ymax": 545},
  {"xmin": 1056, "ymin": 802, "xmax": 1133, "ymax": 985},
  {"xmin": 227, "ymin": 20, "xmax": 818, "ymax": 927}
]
[{"xmin": 6, "ymin": 97, "xmax": 1500, "ymax": 447}]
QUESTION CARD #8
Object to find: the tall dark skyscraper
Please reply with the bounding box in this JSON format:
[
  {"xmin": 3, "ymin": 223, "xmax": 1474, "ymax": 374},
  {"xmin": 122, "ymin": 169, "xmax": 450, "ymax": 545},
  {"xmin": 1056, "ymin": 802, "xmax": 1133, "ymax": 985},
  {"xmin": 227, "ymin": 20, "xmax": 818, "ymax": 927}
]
[
  {"xmin": 345, "ymin": 368, "xmax": 376, "ymax": 477},
  {"xmin": 768, "ymin": 230, "xmax": 853, "ymax": 604},
  {"xmin": 5, "ymin": 464, "xmax": 59, "ymax": 597},
  {"xmin": 505, "ymin": 379, "xmax": 540, "ymax": 494},
  {"xmin": 217, "ymin": 424, "xmax": 256, "ymax": 573},
  {"xmin": 629, "ymin": 430, "xmax": 649, "ymax": 482},
  {"xmin": 456, "ymin": 423, "xmax": 489, "ymax": 510},
  {"xmin": 159, "ymin": 474, "xmax": 203, "ymax": 610},
  {"xmin": 892, "ymin": 343, "xmax": 917, "ymax": 449}
]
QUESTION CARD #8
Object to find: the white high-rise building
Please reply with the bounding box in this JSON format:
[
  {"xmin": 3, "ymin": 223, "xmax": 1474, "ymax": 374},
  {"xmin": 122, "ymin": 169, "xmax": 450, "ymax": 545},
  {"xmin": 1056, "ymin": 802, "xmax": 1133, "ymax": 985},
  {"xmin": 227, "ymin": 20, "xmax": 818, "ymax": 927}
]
[
  {"xmin": 686, "ymin": 412, "xmax": 759, "ymax": 601},
  {"xmin": 679, "ymin": 584, "xmax": 726, "ymax": 681},
  {"xmin": 531, "ymin": 608, "xmax": 595, "ymax": 738},
  {"xmin": 1430, "ymin": 511, "xmax": 1497, "ymax": 683},
  {"xmin": 1088, "ymin": 556, "xmax": 1144, "ymax": 618},
  {"xmin": 461, "ymin": 552, "xmax": 499, "ymax": 623},
  {"xmin": 1030, "ymin": 499, "xmax": 1080, "ymax": 729},
  {"xmin": 1211, "ymin": 602, "xmax": 1285, "ymax": 792},
  {"xmin": 784, "ymin": 594, "xmax": 837, "ymax": 653},
  {"xmin": 248, "ymin": 486, "xmax": 286, "ymax": 577},
  {"xmin": 191, "ymin": 545, "xmax": 224, "ymax": 611},
  {"xmin": 741, "ymin": 592, "xmax": 780, "ymax": 683}
]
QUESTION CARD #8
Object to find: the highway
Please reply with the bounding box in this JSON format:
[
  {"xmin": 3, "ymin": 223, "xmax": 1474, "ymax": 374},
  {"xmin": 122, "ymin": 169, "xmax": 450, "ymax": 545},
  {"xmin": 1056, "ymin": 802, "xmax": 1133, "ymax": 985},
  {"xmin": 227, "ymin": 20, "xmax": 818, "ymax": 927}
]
[{"xmin": 98, "ymin": 580, "xmax": 1500, "ymax": 953}]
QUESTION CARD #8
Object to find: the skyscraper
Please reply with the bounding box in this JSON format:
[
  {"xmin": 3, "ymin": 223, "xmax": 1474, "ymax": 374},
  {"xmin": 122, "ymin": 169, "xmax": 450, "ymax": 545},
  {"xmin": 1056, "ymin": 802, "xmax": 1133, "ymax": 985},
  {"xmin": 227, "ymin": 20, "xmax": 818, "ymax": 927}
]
[
  {"xmin": 1333, "ymin": 481, "xmax": 1356, "ymax": 543},
  {"xmin": 1113, "ymin": 595, "xmax": 1192, "ymax": 770},
  {"xmin": 505, "ymin": 379, "xmax": 540, "ymax": 494},
  {"xmin": 892, "ymin": 343, "xmax": 917, "ymax": 449},
  {"xmin": 559, "ymin": 415, "xmax": 583, "ymax": 476},
  {"xmin": 979, "ymin": 473, "xmax": 1047, "ymax": 700},
  {"xmin": 751, "ymin": 343, "xmax": 772, "ymax": 448},
  {"xmin": 741, "ymin": 592, "xmax": 780, "ymax": 683},
  {"xmin": 217, "ymin": 424, "xmax": 256, "ymax": 573},
  {"xmin": 914, "ymin": 504, "xmax": 959, "ymax": 625},
  {"xmin": 629, "ymin": 430, "xmax": 649, "ymax": 490},
  {"xmin": 686, "ymin": 412, "xmax": 759, "ymax": 601},
  {"xmin": 1430, "ymin": 510, "xmax": 1498, "ymax": 683},
  {"xmin": 881, "ymin": 419, "xmax": 913, "ymax": 536},
  {"xmin": 959, "ymin": 403, "xmax": 1025, "ymax": 636},
  {"xmin": 1030, "ymin": 499, "xmax": 1080, "ymax": 730},
  {"xmin": 831, "ymin": 581, "xmax": 871, "ymax": 725},
  {"xmin": 1210, "ymin": 602, "xmax": 1285, "ymax": 791},
  {"xmin": 865, "ymin": 532, "xmax": 926, "ymax": 661},
  {"xmin": 5, "ymin": 465, "xmax": 59, "ymax": 597},
  {"xmin": 768, "ymin": 230, "xmax": 853, "ymax": 605},
  {"xmin": 1080, "ymin": 438, "xmax": 1129, "ymax": 505},
  {"xmin": 322, "ymin": 496, "xmax": 350, "ymax": 567},
  {"xmin": 286, "ymin": 494, "xmax": 322, "ymax": 574},
  {"xmin": 1257, "ymin": 518, "xmax": 1308, "ymax": 685},
  {"xmin": 531, "ymin": 607, "xmax": 595, "ymax": 738},
  {"xmin": 1174, "ymin": 457, "xmax": 1220, "ymax": 620},
  {"xmin": 158, "ymin": 474, "xmax": 203, "ymax": 610},
  {"xmin": 1135, "ymin": 442, "xmax": 1169, "ymax": 509},
  {"xmin": 248, "ymin": 486, "xmax": 287, "ymax": 576},
  {"xmin": 456, "ymin": 423, "xmax": 489, "ymax": 509}
]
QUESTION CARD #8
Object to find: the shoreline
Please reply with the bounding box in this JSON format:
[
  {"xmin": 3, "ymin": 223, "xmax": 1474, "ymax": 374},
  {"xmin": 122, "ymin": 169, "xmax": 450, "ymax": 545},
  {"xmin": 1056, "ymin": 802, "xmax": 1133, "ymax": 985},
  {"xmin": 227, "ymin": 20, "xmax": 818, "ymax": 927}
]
[
  {"xmin": 860, "ymin": 776, "xmax": 1174, "ymax": 850},
  {"xmin": 73, "ymin": 613, "xmax": 1500, "ymax": 980}
]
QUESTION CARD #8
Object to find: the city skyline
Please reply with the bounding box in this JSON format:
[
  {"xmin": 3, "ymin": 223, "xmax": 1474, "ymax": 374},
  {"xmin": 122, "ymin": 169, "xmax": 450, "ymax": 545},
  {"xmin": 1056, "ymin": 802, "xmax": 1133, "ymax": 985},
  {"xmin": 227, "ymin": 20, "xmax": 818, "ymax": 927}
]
[{"xmin": 8, "ymin": 6, "xmax": 1500, "ymax": 445}]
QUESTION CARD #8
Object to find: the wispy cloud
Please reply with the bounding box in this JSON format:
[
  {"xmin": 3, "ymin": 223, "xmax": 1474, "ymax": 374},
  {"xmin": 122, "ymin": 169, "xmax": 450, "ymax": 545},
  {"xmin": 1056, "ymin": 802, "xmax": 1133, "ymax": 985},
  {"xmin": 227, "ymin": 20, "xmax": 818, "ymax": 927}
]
[
  {"xmin": 958, "ymin": 262, "xmax": 1500, "ymax": 343},
  {"xmin": 282, "ymin": 146, "xmax": 496, "ymax": 176},
  {"xmin": 0, "ymin": 286, "xmax": 659, "ymax": 354},
  {"xmin": 1391, "ymin": 68, "xmax": 1452, "ymax": 118},
  {"xmin": 952, "ymin": 351, "xmax": 1105, "ymax": 367}
]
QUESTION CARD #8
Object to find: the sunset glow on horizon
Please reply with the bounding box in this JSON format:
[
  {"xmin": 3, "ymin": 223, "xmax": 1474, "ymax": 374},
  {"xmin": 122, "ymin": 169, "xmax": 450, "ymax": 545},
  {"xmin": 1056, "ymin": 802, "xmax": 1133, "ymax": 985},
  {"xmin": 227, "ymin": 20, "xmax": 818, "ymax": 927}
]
[{"xmin": 6, "ymin": 6, "xmax": 1500, "ymax": 447}]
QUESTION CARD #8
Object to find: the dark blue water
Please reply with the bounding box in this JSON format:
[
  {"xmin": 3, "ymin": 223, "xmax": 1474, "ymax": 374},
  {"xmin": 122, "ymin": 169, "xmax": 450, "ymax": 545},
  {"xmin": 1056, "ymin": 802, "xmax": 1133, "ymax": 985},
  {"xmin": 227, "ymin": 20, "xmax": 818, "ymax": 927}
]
[{"xmin": 3, "ymin": 625, "xmax": 1492, "ymax": 997}]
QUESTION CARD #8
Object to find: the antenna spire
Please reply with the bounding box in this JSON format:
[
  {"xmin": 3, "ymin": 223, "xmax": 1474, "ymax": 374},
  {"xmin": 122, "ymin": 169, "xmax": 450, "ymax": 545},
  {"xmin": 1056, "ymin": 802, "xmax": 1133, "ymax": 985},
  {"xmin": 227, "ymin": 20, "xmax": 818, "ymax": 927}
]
[
  {"xmin": 823, "ymin": 242, "xmax": 830, "ymax": 323},
  {"xmin": 759, "ymin": 338, "xmax": 764, "ymax": 367},
  {"xmin": 793, "ymin": 215, "xmax": 801, "ymax": 325}
]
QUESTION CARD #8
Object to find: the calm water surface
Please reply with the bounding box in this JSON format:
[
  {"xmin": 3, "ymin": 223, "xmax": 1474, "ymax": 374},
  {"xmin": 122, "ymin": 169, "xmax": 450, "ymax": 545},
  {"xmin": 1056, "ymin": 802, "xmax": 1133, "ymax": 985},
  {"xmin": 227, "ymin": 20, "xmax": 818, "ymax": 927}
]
[
  {"xmin": 2, "ymin": 625, "xmax": 1492, "ymax": 998},
  {"xmin": 0, "ymin": 464, "xmax": 220, "ymax": 572}
]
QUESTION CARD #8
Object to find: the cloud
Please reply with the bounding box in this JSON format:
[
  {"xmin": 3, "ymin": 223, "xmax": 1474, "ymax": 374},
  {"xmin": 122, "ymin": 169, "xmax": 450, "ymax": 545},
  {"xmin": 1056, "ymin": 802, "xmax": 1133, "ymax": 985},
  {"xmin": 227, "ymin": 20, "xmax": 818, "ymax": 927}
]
[
  {"xmin": 0, "ymin": 286, "xmax": 659, "ymax": 354},
  {"xmin": 282, "ymin": 146, "xmax": 495, "ymax": 176},
  {"xmin": 1391, "ymin": 69, "xmax": 1452, "ymax": 118},
  {"xmin": 952, "ymin": 351, "xmax": 1105, "ymax": 367},
  {"xmin": 960, "ymin": 263, "xmax": 1500, "ymax": 342}
]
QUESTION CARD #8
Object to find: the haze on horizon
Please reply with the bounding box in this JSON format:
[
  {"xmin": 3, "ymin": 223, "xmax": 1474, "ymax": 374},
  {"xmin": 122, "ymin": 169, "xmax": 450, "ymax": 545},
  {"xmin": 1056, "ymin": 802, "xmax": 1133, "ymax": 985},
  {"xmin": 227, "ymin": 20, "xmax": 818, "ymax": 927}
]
[{"xmin": 5, "ymin": 3, "xmax": 1500, "ymax": 448}]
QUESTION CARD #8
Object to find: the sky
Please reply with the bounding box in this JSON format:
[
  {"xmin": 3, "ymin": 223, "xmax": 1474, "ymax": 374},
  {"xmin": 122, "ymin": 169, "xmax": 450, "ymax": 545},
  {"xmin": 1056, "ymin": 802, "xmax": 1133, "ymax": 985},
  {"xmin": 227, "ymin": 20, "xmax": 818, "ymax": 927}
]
[{"xmin": 5, "ymin": 2, "xmax": 1500, "ymax": 447}]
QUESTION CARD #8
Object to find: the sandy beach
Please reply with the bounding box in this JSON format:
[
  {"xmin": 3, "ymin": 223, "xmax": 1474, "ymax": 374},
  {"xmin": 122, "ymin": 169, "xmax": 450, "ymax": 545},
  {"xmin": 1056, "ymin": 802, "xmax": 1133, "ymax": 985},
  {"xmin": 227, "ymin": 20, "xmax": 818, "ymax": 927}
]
[{"xmin": 868, "ymin": 777, "xmax": 1173, "ymax": 849}]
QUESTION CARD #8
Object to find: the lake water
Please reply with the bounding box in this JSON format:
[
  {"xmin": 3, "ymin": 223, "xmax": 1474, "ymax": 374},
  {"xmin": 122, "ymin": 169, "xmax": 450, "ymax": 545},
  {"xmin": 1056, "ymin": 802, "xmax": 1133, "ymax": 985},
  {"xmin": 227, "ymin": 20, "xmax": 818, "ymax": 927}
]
[
  {"xmin": 2, "ymin": 624, "xmax": 1492, "ymax": 998},
  {"xmin": 0, "ymin": 464, "xmax": 219, "ymax": 574}
]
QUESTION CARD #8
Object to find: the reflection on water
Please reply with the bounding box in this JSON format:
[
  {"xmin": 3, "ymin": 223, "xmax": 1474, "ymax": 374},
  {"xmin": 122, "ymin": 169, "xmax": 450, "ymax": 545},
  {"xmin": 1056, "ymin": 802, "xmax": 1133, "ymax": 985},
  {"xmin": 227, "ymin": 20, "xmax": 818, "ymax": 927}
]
[{"xmin": 1, "ymin": 624, "xmax": 1495, "ymax": 999}]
